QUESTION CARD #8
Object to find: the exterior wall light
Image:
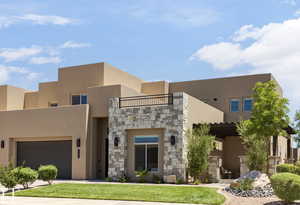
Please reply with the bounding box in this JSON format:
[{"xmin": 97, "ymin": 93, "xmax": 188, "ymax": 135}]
[
  {"xmin": 0, "ymin": 140, "xmax": 4, "ymax": 149},
  {"xmin": 76, "ymin": 138, "xmax": 81, "ymax": 148},
  {"xmin": 114, "ymin": 137, "xmax": 119, "ymax": 147},
  {"xmin": 170, "ymin": 136, "xmax": 176, "ymax": 146}
]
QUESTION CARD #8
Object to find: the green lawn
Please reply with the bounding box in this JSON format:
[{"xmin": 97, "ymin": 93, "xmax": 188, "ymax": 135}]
[{"xmin": 13, "ymin": 183, "xmax": 225, "ymax": 205}]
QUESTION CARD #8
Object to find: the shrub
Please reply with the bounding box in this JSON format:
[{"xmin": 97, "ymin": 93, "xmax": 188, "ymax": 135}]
[
  {"xmin": 118, "ymin": 174, "xmax": 129, "ymax": 183},
  {"xmin": 38, "ymin": 165, "xmax": 58, "ymax": 185},
  {"xmin": 135, "ymin": 170, "xmax": 149, "ymax": 183},
  {"xmin": 239, "ymin": 178, "xmax": 254, "ymax": 191},
  {"xmin": 0, "ymin": 164, "xmax": 17, "ymax": 189},
  {"xmin": 276, "ymin": 164, "xmax": 296, "ymax": 173},
  {"xmin": 270, "ymin": 173, "xmax": 300, "ymax": 203},
  {"xmin": 187, "ymin": 125, "xmax": 215, "ymax": 182},
  {"xmin": 175, "ymin": 178, "xmax": 185, "ymax": 185},
  {"xmin": 12, "ymin": 167, "xmax": 38, "ymax": 189},
  {"xmin": 152, "ymin": 174, "xmax": 162, "ymax": 184},
  {"xmin": 229, "ymin": 179, "xmax": 254, "ymax": 191},
  {"xmin": 105, "ymin": 177, "xmax": 113, "ymax": 182}
]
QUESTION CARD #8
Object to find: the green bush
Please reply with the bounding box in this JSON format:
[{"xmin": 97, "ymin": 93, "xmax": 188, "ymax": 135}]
[
  {"xmin": 38, "ymin": 165, "xmax": 58, "ymax": 185},
  {"xmin": 135, "ymin": 170, "xmax": 149, "ymax": 183},
  {"xmin": 152, "ymin": 174, "xmax": 162, "ymax": 184},
  {"xmin": 12, "ymin": 167, "xmax": 38, "ymax": 189},
  {"xmin": 0, "ymin": 164, "xmax": 17, "ymax": 189},
  {"xmin": 230, "ymin": 178, "xmax": 254, "ymax": 191},
  {"xmin": 276, "ymin": 164, "xmax": 296, "ymax": 173},
  {"xmin": 240, "ymin": 178, "xmax": 254, "ymax": 191},
  {"xmin": 271, "ymin": 173, "xmax": 300, "ymax": 203}
]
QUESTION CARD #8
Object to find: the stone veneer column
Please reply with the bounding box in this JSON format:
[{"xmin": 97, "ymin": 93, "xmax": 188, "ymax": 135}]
[
  {"xmin": 268, "ymin": 156, "xmax": 280, "ymax": 175},
  {"xmin": 239, "ymin": 155, "xmax": 249, "ymax": 177},
  {"xmin": 108, "ymin": 92, "xmax": 189, "ymax": 181},
  {"xmin": 208, "ymin": 156, "xmax": 222, "ymax": 181}
]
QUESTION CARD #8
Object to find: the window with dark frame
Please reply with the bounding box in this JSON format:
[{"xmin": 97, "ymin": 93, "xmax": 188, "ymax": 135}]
[
  {"xmin": 134, "ymin": 136, "xmax": 158, "ymax": 172},
  {"xmin": 72, "ymin": 94, "xmax": 88, "ymax": 105},
  {"xmin": 243, "ymin": 98, "xmax": 253, "ymax": 111},
  {"xmin": 230, "ymin": 99, "xmax": 240, "ymax": 112}
]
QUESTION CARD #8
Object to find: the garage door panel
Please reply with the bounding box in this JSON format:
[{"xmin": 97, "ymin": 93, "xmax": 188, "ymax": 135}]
[{"xmin": 17, "ymin": 140, "xmax": 72, "ymax": 179}]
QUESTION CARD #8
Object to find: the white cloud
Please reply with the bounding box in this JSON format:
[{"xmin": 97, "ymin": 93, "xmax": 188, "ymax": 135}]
[
  {"xmin": 191, "ymin": 17, "xmax": 300, "ymax": 114},
  {"xmin": 0, "ymin": 65, "xmax": 40, "ymax": 84},
  {"xmin": 19, "ymin": 14, "xmax": 76, "ymax": 25},
  {"xmin": 26, "ymin": 72, "xmax": 40, "ymax": 81},
  {"xmin": 111, "ymin": 1, "xmax": 218, "ymax": 27},
  {"xmin": 294, "ymin": 9, "xmax": 300, "ymax": 16},
  {"xmin": 0, "ymin": 14, "xmax": 76, "ymax": 29},
  {"xmin": 29, "ymin": 56, "xmax": 61, "ymax": 64},
  {"xmin": 282, "ymin": 0, "xmax": 297, "ymax": 6},
  {"xmin": 190, "ymin": 42, "xmax": 243, "ymax": 70},
  {"xmin": 0, "ymin": 46, "xmax": 42, "ymax": 62},
  {"xmin": 60, "ymin": 41, "xmax": 91, "ymax": 48},
  {"xmin": 0, "ymin": 41, "xmax": 90, "ymax": 64}
]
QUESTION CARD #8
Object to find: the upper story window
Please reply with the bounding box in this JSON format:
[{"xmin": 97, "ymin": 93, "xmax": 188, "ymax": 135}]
[
  {"xmin": 230, "ymin": 99, "xmax": 240, "ymax": 112},
  {"xmin": 243, "ymin": 98, "xmax": 253, "ymax": 112},
  {"xmin": 72, "ymin": 94, "xmax": 88, "ymax": 105}
]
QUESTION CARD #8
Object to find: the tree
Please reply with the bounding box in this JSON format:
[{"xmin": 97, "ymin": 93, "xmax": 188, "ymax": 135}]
[
  {"xmin": 294, "ymin": 111, "xmax": 300, "ymax": 147},
  {"xmin": 237, "ymin": 120, "xmax": 267, "ymax": 171},
  {"xmin": 187, "ymin": 124, "xmax": 215, "ymax": 182},
  {"xmin": 240, "ymin": 80, "xmax": 290, "ymax": 173}
]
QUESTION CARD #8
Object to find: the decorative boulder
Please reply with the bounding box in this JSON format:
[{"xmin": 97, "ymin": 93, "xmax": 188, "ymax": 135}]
[{"xmin": 236, "ymin": 171, "xmax": 270, "ymax": 188}]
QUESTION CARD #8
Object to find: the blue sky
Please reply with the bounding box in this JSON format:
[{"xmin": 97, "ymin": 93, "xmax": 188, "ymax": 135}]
[{"xmin": 1, "ymin": 0, "xmax": 300, "ymax": 116}]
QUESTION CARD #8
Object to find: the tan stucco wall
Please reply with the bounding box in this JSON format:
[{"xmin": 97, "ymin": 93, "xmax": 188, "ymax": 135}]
[
  {"xmin": 103, "ymin": 63, "xmax": 143, "ymax": 93},
  {"xmin": 126, "ymin": 129, "xmax": 164, "ymax": 179},
  {"xmin": 24, "ymin": 92, "xmax": 39, "ymax": 109},
  {"xmin": 38, "ymin": 81, "xmax": 58, "ymax": 107},
  {"xmin": 223, "ymin": 136, "xmax": 246, "ymax": 177},
  {"xmin": 0, "ymin": 85, "xmax": 25, "ymax": 111},
  {"xmin": 187, "ymin": 95, "xmax": 224, "ymax": 129},
  {"xmin": 0, "ymin": 105, "xmax": 89, "ymax": 179},
  {"xmin": 0, "ymin": 86, "xmax": 7, "ymax": 111},
  {"xmin": 170, "ymin": 74, "xmax": 272, "ymax": 122},
  {"xmin": 141, "ymin": 81, "xmax": 169, "ymax": 95},
  {"xmin": 57, "ymin": 63, "xmax": 105, "ymax": 105},
  {"xmin": 88, "ymin": 84, "xmax": 142, "ymax": 118}
]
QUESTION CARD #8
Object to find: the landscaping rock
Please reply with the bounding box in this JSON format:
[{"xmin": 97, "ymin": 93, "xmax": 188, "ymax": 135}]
[
  {"xmin": 236, "ymin": 171, "xmax": 270, "ymax": 188},
  {"xmin": 224, "ymin": 184, "xmax": 273, "ymax": 198},
  {"xmin": 224, "ymin": 171, "xmax": 273, "ymax": 198}
]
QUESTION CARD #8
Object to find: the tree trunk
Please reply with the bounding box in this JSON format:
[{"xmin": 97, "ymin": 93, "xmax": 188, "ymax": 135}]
[{"xmin": 266, "ymin": 137, "xmax": 271, "ymax": 175}]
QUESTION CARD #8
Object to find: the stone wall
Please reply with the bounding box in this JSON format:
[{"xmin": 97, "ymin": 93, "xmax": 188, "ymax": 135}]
[{"xmin": 108, "ymin": 92, "xmax": 189, "ymax": 181}]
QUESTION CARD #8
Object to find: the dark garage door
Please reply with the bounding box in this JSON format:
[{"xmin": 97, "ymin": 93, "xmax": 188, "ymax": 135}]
[{"xmin": 17, "ymin": 140, "xmax": 72, "ymax": 179}]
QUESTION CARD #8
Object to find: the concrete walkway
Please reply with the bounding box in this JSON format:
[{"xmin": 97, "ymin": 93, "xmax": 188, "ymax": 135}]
[{"xmin": 0, "ymin": 197, "xmax": 198, "ymax": 205}]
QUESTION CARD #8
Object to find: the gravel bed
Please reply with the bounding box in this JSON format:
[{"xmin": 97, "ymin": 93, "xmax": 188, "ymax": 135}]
[{"xmin": 224, "ymin": 184, "xmax": 274, "ymax": 198}]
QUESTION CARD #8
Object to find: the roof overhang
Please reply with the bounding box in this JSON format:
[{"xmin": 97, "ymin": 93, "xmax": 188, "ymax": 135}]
[{"xmin": 193, "ymin": 122, "xmax": 296, "ymax": 139}]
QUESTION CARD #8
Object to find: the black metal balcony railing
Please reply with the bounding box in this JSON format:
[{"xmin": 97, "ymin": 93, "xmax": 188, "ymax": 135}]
[{"xmin": 119, "ymin": 94, "xmax": 173, "ymax": 108}]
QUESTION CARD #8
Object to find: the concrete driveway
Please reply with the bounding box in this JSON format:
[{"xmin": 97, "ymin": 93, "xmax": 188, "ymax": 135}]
[{"xmin": 0, "ymin": 197, "xmax": 198, "ymax": 205}]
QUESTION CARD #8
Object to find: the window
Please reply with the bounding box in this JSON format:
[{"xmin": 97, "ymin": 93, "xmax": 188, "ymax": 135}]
[
  {"xmin": 72, "ymin": 94, "xmax": 88, "ymax": 105},
  {"xmin": 243, "ymin": 98, "xmax": 253, "ymax": 111},
  {"xmin": 134, "ymin": 136, "xmax": 158, "ymax": 172},
  {"xmin": 230, "ymin": 99, "xmax": 240, "ymax": 112}
]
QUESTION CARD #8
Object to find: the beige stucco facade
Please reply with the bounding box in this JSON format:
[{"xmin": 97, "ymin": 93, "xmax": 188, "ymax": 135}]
[{"xmin": 0, "ymin": 61, "xmax": 293, "ymax": 180}]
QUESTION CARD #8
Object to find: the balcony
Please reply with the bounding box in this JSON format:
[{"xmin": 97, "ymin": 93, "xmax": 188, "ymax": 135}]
[{"xmin": 119, "ymin": 94, "xmax": 173, "ymax": 108}]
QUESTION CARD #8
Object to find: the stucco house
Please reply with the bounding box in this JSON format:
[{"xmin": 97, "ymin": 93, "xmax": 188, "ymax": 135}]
[{"xmin": 0, "ymin": 62, "xmax": 294, "ymax": 180}]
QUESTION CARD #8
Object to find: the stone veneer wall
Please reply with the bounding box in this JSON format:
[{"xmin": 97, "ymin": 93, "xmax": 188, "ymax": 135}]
[{"xmin": 108, "ymin": 92, "xmax": 189, "ymax": 181}]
